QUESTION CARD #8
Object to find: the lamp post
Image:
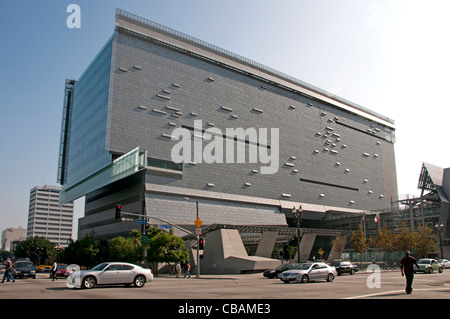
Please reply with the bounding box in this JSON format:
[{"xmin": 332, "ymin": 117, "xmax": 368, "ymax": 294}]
[
  {"xmin": 185, "ymin": 197, "xmax": 200, "ymax": 278},
  {"xmin": 292, "ymin": 205, "xmax": 303, "ymax": 263},
  {"xmin": 435, "ymin": 223, "xmax": 444, "ymax": 259}
]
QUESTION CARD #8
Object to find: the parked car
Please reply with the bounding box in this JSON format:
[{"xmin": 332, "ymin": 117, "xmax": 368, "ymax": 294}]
[
  {"xmin": 36, "ymin": 265, "xmax": 52, "ymax": 273},
  {"xmin": 332, "ymin": 262, "xmax": 359, "ymax": 275},
  {"xmin": 414, "ymin": 259, "xmax": 443, "ymax": 274},
  {"xmin": 263, "ymin": 263, "xmax": 303, "ymax": 279},
  {"xmin": 67, "ymin": 262, "xmax": 153, "ymax": 289},
  {"xmin": 55, "ymin": 264, "xmax": 72, "ymax": 277},
  {"xmin": 13, "ymin": 261, "xmax": 36, "ymax": 279},
  {"xmin": 279, "ymin": 262, "xmax": 337, "ymax": 283},
  {"xmin": 437, "ymin": 259, "xmax": 450, "ymax": 269}
]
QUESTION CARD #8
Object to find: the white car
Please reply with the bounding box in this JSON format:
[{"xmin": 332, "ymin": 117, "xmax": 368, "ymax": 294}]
[
  {"xmin": 437, "ymin": 259, "xmax": 450, "ymax": 269},
  {"xmin": 279, "ymin": 262, "xmax": 337, "ymax": 284},
  {"xmin": 67, "ymin": 262, "xmax": 153, "ymax": 289}
]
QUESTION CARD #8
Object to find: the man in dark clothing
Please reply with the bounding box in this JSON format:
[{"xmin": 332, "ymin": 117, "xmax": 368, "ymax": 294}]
[{"xmin": 400, "ymin": 250, "xmax": 420, "ymax": 294}]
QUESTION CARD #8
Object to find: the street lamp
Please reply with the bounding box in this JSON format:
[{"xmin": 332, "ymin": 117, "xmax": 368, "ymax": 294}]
[
  {"xmin": 435, "ymin": 223, "xmax": 444, "ymax": 259},
  {"xmin": 292, "ymin": 205, "xmax": 303, "ymax": 263},
  {"xmin": 185, "ymin": 197, "xmax": 200, "ymax": 278}
]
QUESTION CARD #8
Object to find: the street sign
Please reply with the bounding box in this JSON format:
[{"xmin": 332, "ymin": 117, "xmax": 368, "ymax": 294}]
[
  {"xmin": 142, "ymin": 235, "xmax": 149, "ymax": 243},
  {"xmin": 195, "ymin": 228, "xmax": 202, "ymax": 235},
  {"xmin": 137, "ymin": 219, "xmax": 148, "ymax": 224},
  {"xmin": 194, "ymin": 218, "xmax": 203, "ymax": 228},
  {"xmin": 158, "ymin": 224, "xmax": 172, "ymax": 230}
]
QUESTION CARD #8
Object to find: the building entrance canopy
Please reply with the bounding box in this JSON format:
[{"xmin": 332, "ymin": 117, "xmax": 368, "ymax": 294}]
[{"xmin": 182, "ymin": 224, "xmax": 352, "ymax": 247}]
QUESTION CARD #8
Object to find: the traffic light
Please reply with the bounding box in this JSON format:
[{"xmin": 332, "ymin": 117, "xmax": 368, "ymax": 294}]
[
  {"xmin": 115, "ymin": 204, "xmax": 121, "ymax": 219},
  {"xmin": 199, "ymin": 238, "xmax": 204, "ymax": 249}
]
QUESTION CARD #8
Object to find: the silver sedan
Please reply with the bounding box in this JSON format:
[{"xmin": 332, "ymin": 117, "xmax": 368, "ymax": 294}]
[
  {"xmin": 279, "ymin": 262, "xmax": 337, "ymax": 284},
  {"xmin": 67, "ymin": 262, "xmax": 153, "ymax": 289}
]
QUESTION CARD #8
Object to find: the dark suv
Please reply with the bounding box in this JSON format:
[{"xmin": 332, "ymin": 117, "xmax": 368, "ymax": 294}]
[
  {"xmin": 332, "ymin": 262, "xmax": 358, "ymax": 275},
  {"xmin": 13, "ymin": 261, "xmax": 36, "ymax": 279}
]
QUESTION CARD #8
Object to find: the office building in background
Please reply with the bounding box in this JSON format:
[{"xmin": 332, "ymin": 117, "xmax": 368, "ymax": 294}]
[{"xmin": 27, "ymin": 185, "xmax": 74, "ymax": 247}]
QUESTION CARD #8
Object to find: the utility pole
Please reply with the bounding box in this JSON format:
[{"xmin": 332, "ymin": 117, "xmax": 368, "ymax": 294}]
[
  {"xmin": 435, "ymin": 223, "xmax": 444, "ymax": 259},
  {"xmin": 292, "ymin": 206, "xmax": 303, "ymax": 263}
]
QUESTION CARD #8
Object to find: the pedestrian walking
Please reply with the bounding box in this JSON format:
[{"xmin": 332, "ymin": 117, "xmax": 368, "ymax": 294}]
[
  {"xmin": 1, "ymin": 258, "xmax": 15, "ymax": 283},
  {"xmin": 400, "ymin": 250, "xmax": 420, "ymax": 294},
  {"xmin": 51, "ymin": 261, "xmax": 58, "ymax": 281},
  {"xmin": 184, "ymin": 262, "xmax": 191, "ymax": 279},
  {"xmin": 176, "ymin": 262, "xmax": 181, "ymax": 278}
]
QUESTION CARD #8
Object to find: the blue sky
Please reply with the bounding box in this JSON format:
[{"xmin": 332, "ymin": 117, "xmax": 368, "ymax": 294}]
[{"xmin": 1, "ymin": 1, "xmax": 449, "ymax": 238}]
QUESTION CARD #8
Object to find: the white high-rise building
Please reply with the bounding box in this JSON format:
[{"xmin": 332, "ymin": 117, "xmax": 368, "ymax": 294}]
[{"xmin": 27, "ymin": 185, "xmax": 74, "ymax": 247}]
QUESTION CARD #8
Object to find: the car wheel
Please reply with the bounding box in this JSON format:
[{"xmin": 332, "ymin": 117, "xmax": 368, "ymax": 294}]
[
  {"xmin": 428, "ymin": 268, "xmax": 433, "ymax": 274},
  {"xmin": 282, "ymin": 280, "xmax": 289, "ymax": 284},
  {"xmin": 134, "ymin": 275, "xmax": 146, "ymax": 288},
  {"xmin": 439, "ymin": 267, "xmax": 443, "ymax": 273},
  {"xmin": 350, "ymin": 269, "xmax": 355, "ymax": 275},
  {"xmin": 82, "ymin": 276, "xmax": 96, "ymax": 289},
  {"xmin": 327, "ymin": 273, "xmax": 335, "ymax": 282},
  {"xmin": 301, "ymin": 275, "xmax": 310, "ymax": 283}
]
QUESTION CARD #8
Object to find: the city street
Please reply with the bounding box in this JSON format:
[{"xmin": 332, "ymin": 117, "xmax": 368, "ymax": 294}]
[{"xmin": 2, "ymin": 269, "xmax": 450, "ymax": 299}]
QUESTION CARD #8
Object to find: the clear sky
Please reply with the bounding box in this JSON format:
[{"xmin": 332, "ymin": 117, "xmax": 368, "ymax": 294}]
[{"xmin": 1, "ymin": 0, "xmax": 449, "ymax": 239}]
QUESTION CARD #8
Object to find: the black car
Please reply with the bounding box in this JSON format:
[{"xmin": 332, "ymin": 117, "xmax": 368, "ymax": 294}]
[
  {"xmin": 332, "ymin": 262, "xmax": 358, "ymax": 275},
  {"xmin": 263, "ymin": 263, "xmax": 303, "ymax": 279},
  {"xmin": 13, "ymin": 261, "xmax": 36, "ymax": 279}
]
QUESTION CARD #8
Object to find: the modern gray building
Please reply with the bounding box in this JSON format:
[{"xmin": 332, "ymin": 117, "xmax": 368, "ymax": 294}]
[{"xmin": 58, "ymin": 9, "xmax": 397, "ymax": 243}]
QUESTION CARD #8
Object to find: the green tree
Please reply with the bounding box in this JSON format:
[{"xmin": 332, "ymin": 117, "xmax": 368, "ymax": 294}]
[
  {"xmin": 394, "ymin": 222, "xmax": 415, "ymax": 252},
  {"xmin": 14, "ymin": 236, "xmax": 56, "ymax": 264},
  {"xmin": 60, "ymin": 235, "xmax": 101, "ymax": 268},
  {"xmin": 146, "ymin": 227, "xmax": 189, "ymax": 274},
  {"xmin": 285, "ymin": 246, "xmax": 296, "ymax": 263},
  {"xmin": 350, "ymin": 224, "xmax": 371, "ymax": 262},
  {"xmin": 373, "ymin": 223, "xmax": 395, "ymax": 263},
  {"xmin": 109, "ymin": 236, "xmax": 141, "ymax": 263},
  {"xmin": 129, "ymin": 229, "xmax": 142, "ymax": 248},
  {"xmin": 413, "ymin": 225, "xmax": 436, "ymax": 258},
  {"xmin": 330, "ymin": 232, "xmax": 347, "ymax": 261}
]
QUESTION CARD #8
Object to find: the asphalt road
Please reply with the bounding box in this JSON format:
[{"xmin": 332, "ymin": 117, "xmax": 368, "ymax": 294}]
[{"xmin": 1, "ymin": 269, "xmax": 450, "ymax": 300}]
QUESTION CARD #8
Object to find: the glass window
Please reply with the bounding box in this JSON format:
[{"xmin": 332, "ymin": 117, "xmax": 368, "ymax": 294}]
[
  {"xmin": 65, "ymin": 36, "xmax": 114, "ymax": 188},
  {"xmin": 91, "ymin": 263, "xmax": 109, "ymax": 271},
  {"xmin": 122, "ymin": 264, "xmax": 134, "ymax": 270},
  {"xmin": 147, "ymin": 158, "xmax": 182, "ymax": 171},
  {"xmin": 106, "ymin": 264, "xmax": 122, "ymax": 271}
]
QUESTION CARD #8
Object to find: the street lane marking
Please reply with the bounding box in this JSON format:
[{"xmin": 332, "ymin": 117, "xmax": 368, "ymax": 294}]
[{"xmin": 343, "ymin": 287, "xmax": 450, "ymax": 299}]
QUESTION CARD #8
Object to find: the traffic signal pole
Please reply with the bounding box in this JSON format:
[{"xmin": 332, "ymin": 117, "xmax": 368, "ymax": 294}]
[{"xmin": 116, "ymin": 208, "xmax": 201, "ymax": 278}]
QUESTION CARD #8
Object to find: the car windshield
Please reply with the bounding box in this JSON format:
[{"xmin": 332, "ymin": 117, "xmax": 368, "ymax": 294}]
[
  {"xmin": 16, "ymin": 262, "xmax": 34, "ymax": 268},
  {"xmin": 418, "ymin": 259, "xmax": 431, "ymax": 264},
  {"xmin": 298, "ymin": 263, "xmax": 313, "ymax": 270},
  {"xmin": 284, "ymin": 263, "xmax": 301, "ymax": 270},
  {"xmin": 333, "ymin": 262, "xmax": 349, "ymax": 266},
  {"xmin": 58, "ymin": 264, "xmax": 68, "ymax": 269},
  {"xmin": 91, "ymin": 263, "xmax": 109, "ymax": 271}
]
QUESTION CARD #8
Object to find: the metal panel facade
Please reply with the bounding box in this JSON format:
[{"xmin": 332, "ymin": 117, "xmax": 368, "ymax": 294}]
[
  {"xmin": 64, "ymin": 10, "xmax": 398, "ymax": 238},
  {"xmin": 107, "ymin": 27, "xmax": 397, "ymax": 210}
]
